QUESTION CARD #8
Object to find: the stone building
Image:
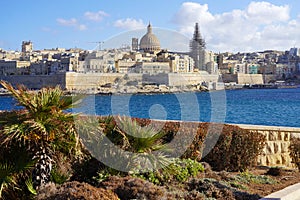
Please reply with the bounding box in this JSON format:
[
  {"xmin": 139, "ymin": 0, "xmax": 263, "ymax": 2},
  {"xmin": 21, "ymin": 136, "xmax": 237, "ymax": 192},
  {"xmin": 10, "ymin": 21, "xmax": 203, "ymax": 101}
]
[
  {"xmin": 169, "ymin": 54, "xmax": 194, "ymax": 73},
  {"xmin": 115, "ymin": 60, "xmax": 136, "ymax": 73},
  {"xmin": 22, "ymin": 41, "xmax": 33, "ymax": 53},
  {"xmin": 131, "ymin": 38, "xmax": 139, "ymax": 51},
  {"xmin": 134, "ymin": 62, "xmax": 170, "ymax": 74},
  {"xmin": 0, "ymin": 60, "xmax": 30, "ymax": 75}
]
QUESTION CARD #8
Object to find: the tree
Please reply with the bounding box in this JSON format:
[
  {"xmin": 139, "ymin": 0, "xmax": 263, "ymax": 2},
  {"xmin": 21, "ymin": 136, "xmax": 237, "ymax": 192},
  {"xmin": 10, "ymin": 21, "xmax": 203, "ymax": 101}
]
[{"xmin": 0, "ymin": 81, "xmax": 82, "ymax": 191}]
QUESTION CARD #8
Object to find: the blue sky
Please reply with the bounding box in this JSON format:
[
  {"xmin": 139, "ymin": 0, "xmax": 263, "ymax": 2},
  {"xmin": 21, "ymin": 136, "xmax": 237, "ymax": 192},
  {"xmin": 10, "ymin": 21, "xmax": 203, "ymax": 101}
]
[{"xmin": 1, "ymin": 0, "xmax": 300, "ymax": 52}]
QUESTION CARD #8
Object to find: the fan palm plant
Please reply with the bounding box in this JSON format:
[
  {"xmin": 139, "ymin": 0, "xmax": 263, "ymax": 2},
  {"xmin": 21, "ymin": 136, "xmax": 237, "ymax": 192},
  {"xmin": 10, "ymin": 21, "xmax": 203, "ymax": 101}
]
[
  {"xmin": 0, "ymin": 148, "xmax": 34, "ymax": 198},
  {"xmin": 115, "ymin": 116, "xmax": 170, "ymax": 172},
  {"xmin": 0, "ymin": 81, "xmax": 82, "ymax": 190}
]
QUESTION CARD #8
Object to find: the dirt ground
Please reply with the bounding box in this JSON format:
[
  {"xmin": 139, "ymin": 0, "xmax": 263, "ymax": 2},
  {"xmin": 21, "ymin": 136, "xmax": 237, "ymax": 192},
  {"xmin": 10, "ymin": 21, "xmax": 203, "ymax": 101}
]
[
  {"xmin": 201, "ymin": 166, "xmax": 300, "ymax": 197},
  {"xmin": 245, "ymin": 168, "xmax": 300, "ymax": 197}
]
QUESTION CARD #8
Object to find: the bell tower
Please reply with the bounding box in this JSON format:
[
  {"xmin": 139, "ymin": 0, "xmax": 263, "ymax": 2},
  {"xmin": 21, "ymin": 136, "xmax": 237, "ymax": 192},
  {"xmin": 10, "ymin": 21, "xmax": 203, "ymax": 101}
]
[{"xmin": 190, "ymin": 23, "xmax": 206, "ymax": 70}]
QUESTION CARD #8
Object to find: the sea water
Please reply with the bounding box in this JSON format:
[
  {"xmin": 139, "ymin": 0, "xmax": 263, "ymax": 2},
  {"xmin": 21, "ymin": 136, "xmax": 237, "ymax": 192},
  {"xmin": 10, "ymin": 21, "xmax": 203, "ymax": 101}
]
[{"xmin": 1, "ymin": 88, "xmax": 300, "ymax": 127}]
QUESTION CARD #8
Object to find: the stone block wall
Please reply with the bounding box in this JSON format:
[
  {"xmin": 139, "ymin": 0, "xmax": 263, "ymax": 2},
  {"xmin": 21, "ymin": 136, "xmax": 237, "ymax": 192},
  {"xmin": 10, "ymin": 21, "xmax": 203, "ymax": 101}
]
[
  {"xmin": 237, "ymin": 124, "xmax": 300, "ymax": 168},
  {"xmin": 237, "ymin": 73, "xmax": 264, "ymax": 85},
  {"xmin": 0, "ymin": 74, "xmax": 66, "ymax": 89},
  {"xmin": 65, "ymin": 72, "xmax": 123, "ymax": 90},
  {"xmin": 222, "ymin": 74, "xmax": 264, "ymax": 84}
]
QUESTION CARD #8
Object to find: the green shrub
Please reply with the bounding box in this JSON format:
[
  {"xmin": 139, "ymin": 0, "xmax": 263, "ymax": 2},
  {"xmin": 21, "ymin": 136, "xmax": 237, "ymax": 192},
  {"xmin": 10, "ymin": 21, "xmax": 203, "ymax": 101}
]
[
  {"xmin": 134, "ymin": 118, "xmax": 208, "ymax": 160},
  {"xmin": 202, "ymin": 125, "xmax": 266, "ymax": 172},
  {"xmin": 289, "ymin": 137, "xmax": 300, "ymax": 171},
  {"xmin": 98, "ymin": 117, "xmax": 266, "ymax": 172},
  {"xmin": 50, "ymin": 168, "xmax": 69, "ymax": 185},
  {"xmin": 233, "ymin": 171, "xmax": 277, "ymax": 185},
  {"xmin": 134, "ymin": 158, "xmax": 205, "ymax": 185}
]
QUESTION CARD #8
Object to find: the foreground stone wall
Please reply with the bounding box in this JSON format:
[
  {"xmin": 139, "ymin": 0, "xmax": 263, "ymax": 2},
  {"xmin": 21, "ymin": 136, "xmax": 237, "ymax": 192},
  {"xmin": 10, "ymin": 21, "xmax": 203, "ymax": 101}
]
[{"xmin": 237, "ymin": 124, "xmax": 300, "ymax": 168}]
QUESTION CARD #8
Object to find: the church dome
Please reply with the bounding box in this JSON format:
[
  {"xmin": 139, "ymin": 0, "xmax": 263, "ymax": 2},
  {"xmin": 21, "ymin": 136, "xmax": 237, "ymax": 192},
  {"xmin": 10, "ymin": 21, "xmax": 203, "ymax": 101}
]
[{"xmin": 139, "ymin": 23, "xmax": 161, "ymax": 52}]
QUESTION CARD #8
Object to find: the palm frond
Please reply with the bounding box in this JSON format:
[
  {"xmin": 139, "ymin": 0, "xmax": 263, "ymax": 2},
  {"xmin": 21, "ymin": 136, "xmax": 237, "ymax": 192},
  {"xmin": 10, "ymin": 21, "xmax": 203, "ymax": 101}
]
[
  {"xmin": 116, "ymin": 116, "xmax": 166, "ymax": 153},
  {"xmin": 0, "ymin": 163, "xmax": 17, "ymax": 198},
  {"xmin": 25, "ymin": 177, "xmax": 37, "ymax": 195}
]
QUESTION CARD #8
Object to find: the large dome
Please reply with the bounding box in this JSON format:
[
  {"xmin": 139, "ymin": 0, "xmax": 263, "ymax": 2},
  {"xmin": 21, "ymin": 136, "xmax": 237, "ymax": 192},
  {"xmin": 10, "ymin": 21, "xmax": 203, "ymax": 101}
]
[{"xmin": 139, "ymin": 23, "xmax": 161, "ymax": 52}]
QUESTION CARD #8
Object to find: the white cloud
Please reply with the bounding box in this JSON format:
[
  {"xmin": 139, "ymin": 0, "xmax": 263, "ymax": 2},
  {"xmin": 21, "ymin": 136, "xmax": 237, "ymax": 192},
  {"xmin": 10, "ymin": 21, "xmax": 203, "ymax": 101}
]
[
  {"xmin": 114, "ymin": 18, "xmax": 145, "ymax": 30},
  {"xmin": 245, "ymin": 1, "xmax": 290, "ymax": 24},
  {"xmin": 172, "ymin": 1, "xmax": 297, "ymax": 52},
  {"xmin": 56, "ymin": 18, "xmax": 87, "ymax": 31},
  {"xmin": 172, "ymin": 2, "xmax": 214, "ymax": 27},
  {"xmin": 84, "ymin": 10, "xmax": 109, "ymax": 22}
]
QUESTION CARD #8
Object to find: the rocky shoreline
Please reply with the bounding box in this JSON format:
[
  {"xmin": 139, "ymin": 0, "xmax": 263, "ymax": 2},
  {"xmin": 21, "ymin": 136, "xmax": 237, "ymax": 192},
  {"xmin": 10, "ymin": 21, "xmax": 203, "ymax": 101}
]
[{"xmin": 67, "ymin": 84, "xmax": 210, "ymax": 95}]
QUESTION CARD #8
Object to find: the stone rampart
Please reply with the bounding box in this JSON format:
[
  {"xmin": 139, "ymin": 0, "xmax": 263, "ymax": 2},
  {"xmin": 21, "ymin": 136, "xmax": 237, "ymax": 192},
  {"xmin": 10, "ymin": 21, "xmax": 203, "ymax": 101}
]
[
  {"xmin": 65, "ymin": 72, "xmax": 123, "ymax": 90},
  {"xmin": 237, "ymin": 73, "xmax": 264, "ymax": 84},
  {"xmin": 168, "ymin": 72, "xmax": 219, "ymax": 86},
  {"xmin": 65, "ymin": 72, "xmax": 220, "ymax": 90},
  {"xmin": 222, "ymin": 74, "xmax": 264, "ymax": 84},
  {"xmin": 0, "ymin": 72, "xmax": 233, "ymax": 91},
  {"xmin": 0, "ymin": 74, "xmax": 66, "ymax": 89},
  {"xmin": 236, "ymin": 124, "xmax": 300, "ymax": 168}
]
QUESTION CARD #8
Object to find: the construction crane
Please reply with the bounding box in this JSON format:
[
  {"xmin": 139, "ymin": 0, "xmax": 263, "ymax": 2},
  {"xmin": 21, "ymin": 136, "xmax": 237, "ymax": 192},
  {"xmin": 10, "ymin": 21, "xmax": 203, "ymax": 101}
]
[{"xmin": 88, "ymin": 41, "xmax": 104, "ymax": 51}]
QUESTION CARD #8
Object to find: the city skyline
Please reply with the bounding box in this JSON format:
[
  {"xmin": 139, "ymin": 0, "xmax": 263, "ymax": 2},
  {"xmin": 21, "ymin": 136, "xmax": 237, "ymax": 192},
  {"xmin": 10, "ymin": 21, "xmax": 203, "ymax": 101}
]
[{"xmin": 1, "ymin": 0, "xmax": 300, "ymax": 53}]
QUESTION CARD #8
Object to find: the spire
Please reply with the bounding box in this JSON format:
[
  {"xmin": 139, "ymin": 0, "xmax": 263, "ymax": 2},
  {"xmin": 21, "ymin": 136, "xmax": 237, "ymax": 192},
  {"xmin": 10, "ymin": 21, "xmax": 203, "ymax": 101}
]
[
  {"xmin": 147, "ymin": 22, "xmax": 152, "ymax": 34},
  {"xmin": 193, "ymin": 23, "xmax": 201, "ymax": 41},
  {"xmin": 192, "ymin": 22, "xmax": 205, "ymax": 48}
]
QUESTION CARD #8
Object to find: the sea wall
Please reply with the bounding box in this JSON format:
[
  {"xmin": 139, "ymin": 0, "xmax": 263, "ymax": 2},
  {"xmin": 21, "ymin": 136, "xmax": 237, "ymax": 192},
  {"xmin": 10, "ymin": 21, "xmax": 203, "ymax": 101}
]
[
  {"xmin": 222, "ymin": 74, "xmax": 264, "ymax": 84},
  {"xmin": 0, "ymin": 74, "xmax": 66, "ymax": 89},
  {"xmin": 65, "ymin": 72, "xmax": 220, "ymax": 90},
  {"xmin": 0, "ymin": 73, "xmax": 261, "ymax": 91},
  {"xmin": 263, "ymin": 74, "xmax": 277, "ymax": 84},
  {"xmin": 168, "ymin": 72, "xmax": 219, "ymax": 86},
  {"xmin": 237, "ymin": 74, "xmax": 264, "ymax": 84},
  {"xmin": 65, "ymin": 72, "xmax": 123, "ymax": 90},
  {"xmin": 0, "ymin": 72, "xmax": 220, "ymax": 91},
  {"xmin": 237, "ymin": 124, "xmax": 300, "ymax": 168}
]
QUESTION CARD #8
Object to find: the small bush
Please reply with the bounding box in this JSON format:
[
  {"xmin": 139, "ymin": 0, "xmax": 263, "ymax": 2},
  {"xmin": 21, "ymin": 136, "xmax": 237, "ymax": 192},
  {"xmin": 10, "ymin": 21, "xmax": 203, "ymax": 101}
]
[
  {"xmin": 188, "ymin": 178, "xmax": 235, "ymax": 200},
  {"xmin": 96, "ymin": 117, "xmax": 266, "ymax": 172},
  {"xmin": 134, "ymin": 158, "xmax": 205, "ymax": 184},
  {"xmin": 266, "ymin": 167, "xmax": 284, "ymax": 176},
  {"xmin": 203, "ymin": 125, "xmax": 266, "ymax": 172},
  {"xmin": 289, "ymin": 137, "xmax": 300, "ymax": 171},
  {"xmin": 232, "ymin": 171, "xmax": 277, "ymax": 185},
  {"xmin": 100, "ymin": 176, "xmax": 166, "ymax": 200}
]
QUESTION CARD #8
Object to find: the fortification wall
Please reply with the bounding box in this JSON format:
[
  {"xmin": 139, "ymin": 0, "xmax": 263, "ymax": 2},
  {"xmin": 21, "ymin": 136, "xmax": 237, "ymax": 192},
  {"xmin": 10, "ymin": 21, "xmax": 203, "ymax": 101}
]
[
  {"xmin": 237, "ymin": 74, "xmax": 264, "ymax": 84},
  {"xmin": 0, "ymin": 72, "xmax": 224, "ymax": 91},
  {"xmin": 65, "ymin": 72, "xmax": 220, "ymax": 89},
  {"xmin": 263, "ymin": 74, "xmax": 277, "ymax": 83},
  {"xmin": 168, "ymin": 73, "xmax": 219, "ymax": 86},
  {"xmin": 65, "ymin": 72, "xmax": 123, "ymax": 90},
  {"xmin": 222, "ymin": 74, "xmax": 264, "ymax": 84},
  {"xmin": 222, "ymin": 74, "xmax": 237, "ymax": 83},
  {"xmin": 0, "ymin": 74, "xmax": 66, "ymax": 89},
  {"xmin": 237, "ymin": 124, "xmax": 300, "ymax": 168}
]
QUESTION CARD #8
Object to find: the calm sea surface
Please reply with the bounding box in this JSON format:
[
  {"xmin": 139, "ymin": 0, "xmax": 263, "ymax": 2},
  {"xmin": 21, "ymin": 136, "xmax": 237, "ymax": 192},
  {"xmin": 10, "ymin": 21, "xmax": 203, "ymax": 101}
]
[{"xmin": 1, "ymin": 88, "xmax": 300, "ymax": 127}]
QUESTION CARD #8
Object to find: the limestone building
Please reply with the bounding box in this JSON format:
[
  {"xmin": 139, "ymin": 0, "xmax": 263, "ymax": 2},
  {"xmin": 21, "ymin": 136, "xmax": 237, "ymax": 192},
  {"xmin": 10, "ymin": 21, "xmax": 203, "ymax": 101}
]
[
  {"xmin": 22, "ymin": 41, "xmax": 33, "ymax": 53},
  {"xmin": 131, "ymin": 38, "xmax": 139, "ymax": 51}
]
